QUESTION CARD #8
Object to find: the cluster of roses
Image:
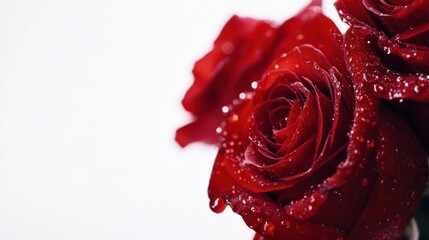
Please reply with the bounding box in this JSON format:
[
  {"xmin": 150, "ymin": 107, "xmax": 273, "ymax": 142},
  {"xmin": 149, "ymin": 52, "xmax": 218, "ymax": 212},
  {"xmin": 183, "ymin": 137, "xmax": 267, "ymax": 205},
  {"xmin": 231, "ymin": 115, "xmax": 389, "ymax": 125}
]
[{"xmin": 176, "ymin": 0, "xmax": 429, "ymax": 239}]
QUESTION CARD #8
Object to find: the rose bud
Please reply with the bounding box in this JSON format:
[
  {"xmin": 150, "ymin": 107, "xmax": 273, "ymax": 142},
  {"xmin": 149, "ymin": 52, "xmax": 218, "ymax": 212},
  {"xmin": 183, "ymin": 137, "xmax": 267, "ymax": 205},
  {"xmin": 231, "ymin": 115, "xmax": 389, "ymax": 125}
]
[
  {"xmin": 208, "ymin": 34, "xmax": 428, "ymax": 240},
  {"xmin": 176, "ymin": 0, "xmax": 344, "ymax": 147}
]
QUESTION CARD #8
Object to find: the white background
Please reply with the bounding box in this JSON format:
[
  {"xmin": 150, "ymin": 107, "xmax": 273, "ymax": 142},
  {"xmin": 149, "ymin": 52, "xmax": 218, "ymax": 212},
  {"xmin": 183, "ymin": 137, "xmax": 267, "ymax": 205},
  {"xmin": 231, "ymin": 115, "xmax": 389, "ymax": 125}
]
[{"xmin": 0, "ymin": 1, "xmax": 346, "ymax": 239}]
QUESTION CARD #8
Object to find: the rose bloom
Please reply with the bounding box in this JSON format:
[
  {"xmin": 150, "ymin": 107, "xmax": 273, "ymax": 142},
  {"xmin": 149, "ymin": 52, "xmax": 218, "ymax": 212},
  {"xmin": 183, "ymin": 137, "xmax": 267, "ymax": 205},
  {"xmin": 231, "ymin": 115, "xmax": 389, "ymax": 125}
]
[
  {"xmin": 176, "ymin": 0, "xmax": 342, "ymax": 147},
  {"xmin": 334, "ymin": 0, "xmax": 429, "ymax": 150},
  {"xmin": 335, "ymin": 0, "xmax": 429, "ymax": 100},
  {"xmin": 203, "ymin": 3, "xmax": 428, "ymax": 240}
]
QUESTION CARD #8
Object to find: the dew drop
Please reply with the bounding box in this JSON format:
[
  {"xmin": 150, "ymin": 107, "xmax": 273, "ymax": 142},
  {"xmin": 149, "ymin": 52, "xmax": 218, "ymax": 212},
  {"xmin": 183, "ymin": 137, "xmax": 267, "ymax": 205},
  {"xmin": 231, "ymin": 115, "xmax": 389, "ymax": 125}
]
[
  {"xmin": 356, "ymin": 136, "xmax": 365, "ymax": 143},
  {"xmin": 366, "ymin": 140, "xmax": 375, "ymax": 148},
  {"xmin": 392, "ymin": 92, "xmax": 402, "ymax": 98},
  {"xmin": 262, "ymin": 221, "xmax": 275, "ymax": 236},
  {"xmin": 385, "ymin": 47, "xmax": 391, "ymax": 54},
  {"xmin": 216, "ymin": 127, "xmax": 222, "ymax": 134},
  {"xmin": 251, "ymin": 206, "xmax": 261, "ymax": 214},
  {"xmin": 251, "ymin": 81, "xmax": 258, "ymax": 89},
  {"xmin": 373, "ymin": 84, "xmax": 385, "ymax": 93},
  {"xmin": 228, "ymin": 114, "xmax": 239, "ymax": 122},
  {"xmin": 281, "ymin": 220, "xmax": 292, "ymax": 229},
  {"xmin": 356, "ymin": 95, "xmax": 364, "ymax": 102},
  {"xmin": 239, "ymin": 92, "xmax": 246, "ymax": 100},
  {"xmin": 210, "ymin": 197, "xmax": 227, "ymax": 213},
  {"xmin": 396, "ymin": 76, "xmax": 402, "ymax": 83},
  {"xmin": 414, "ymin": 85, "xmax": 420, "ymax": 93},
  {"xmin": 222, "ymin": 106, "xmax": 229, "ymax": 113}
]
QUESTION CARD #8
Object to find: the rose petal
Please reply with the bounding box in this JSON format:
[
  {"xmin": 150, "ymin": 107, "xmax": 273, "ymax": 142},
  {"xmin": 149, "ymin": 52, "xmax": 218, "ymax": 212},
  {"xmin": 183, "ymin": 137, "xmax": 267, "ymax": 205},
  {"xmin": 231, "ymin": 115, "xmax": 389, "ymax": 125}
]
[
  {"xmin": 208, "ymin": 153, "xmax": 346, "ymax": 239},
  {"xmin": 346, "ymin": 176, "xmax": 424, "ymax": 240},
  {"xmin": 335, "ymin": 0, "xmax": 379, "ymax": 28},
  {"xmin": 177, "ymin": 16, "xmax": 277, "ymax": 146},
  {"xmin": 362, "ymin": 0, "xmax": 429, "ymax": 37},
  {"xmin": 343, "ymin": 26, "xmax": 429, "ymax": 102}
]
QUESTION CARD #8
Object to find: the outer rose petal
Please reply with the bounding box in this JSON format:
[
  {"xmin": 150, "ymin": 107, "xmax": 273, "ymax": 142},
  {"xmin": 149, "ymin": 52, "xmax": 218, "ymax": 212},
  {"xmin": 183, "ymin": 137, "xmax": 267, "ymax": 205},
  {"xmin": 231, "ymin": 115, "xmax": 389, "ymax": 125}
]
[
  {"xmin": 342, "ymin": 26, "xmax": 429, "ymax": 101},
  {"xmin": 396, "ymin": 100, "xmax": 429, "ymax": 153},
  {"xmin": 363, "ymin": 0, "xmax": 429, "ymax": 38},
  {"xmin": 336, "ymin": 0, "xmax": 429, "ymax": 39},
  {"xmin": 326, "ymin": 42, "xmax": 428, "ymax": 238},
  {"xmin": 176, "ymin": 0, "xmax": 343, "ymax": 147},
  {"xmin": 176, "ymin": 16, "xmax": 277, "ymax": 147},
  {"xmin": 341, "ymin": 25, "xmax": 429, "ymax": 153},
  {"xmin": 335, "ymin": 0, "xmax": 429, "ymax": 152},
  {"xmin": 328, "ymin": 99, "xmax": 427, "ymax": 239},
  {"xmin": 335, "ymin": 0, "xmax": 429, "ymax": 97}
]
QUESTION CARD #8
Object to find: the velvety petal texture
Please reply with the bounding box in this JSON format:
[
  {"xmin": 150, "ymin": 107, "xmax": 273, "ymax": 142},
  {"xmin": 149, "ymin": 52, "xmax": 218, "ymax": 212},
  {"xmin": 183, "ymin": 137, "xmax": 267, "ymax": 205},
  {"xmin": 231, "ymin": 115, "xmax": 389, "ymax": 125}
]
[
  {"xmin": 208, "ymin": 48, "xmax": 427, "ymax": 240},
  {"xmin": 176, "ymin": 0, "xmax": 344, "ymax": 147},
  {"xmin": 176, "ymin": 0, "xmax": 429, "ymax": 239},
  {"xmin": 207, "ymin": 4, "xmax": 428, "ymax": 239},
  {"xmin": 335, "ymin": 0, "xmax": 429, "ymax": 155},
  {"xmin": 335, "ymin": 0, "xmax": 429, "ymax": 100}
]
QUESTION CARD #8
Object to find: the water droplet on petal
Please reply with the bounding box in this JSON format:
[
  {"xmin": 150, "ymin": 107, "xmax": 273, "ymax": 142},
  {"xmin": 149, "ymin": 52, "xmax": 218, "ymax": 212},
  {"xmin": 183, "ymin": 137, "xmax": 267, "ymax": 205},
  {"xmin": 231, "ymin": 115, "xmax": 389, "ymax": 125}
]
[
  {"xmin": 228, "ymin": 114, "xmax": 239, "ymax": 122},
  {"xmin": 251, "ymin": 81, "xmax": 258, "ymax": 89},
  {"xmin": 251, "ymin": 206, "xmax": 261, "ymax": 214},
  {"xmin": 373, "ymin": 84, "xmax": 385, "ymax": 93},
  {"xmin": 356, "ymin": 95, "xmax": 364, "ymax": 102},
  {"xmin": 222, "ymin": 106, "xmax": 229, "ymax": 113},
  {"xmin": 261, "ymin": 221, "xmax": 275, "ymax": 236},
  {"xmin": 216, "ymin": 127, "xmax": 222, "ymax": 134},
  {"xmin": 281, "ymin": 220, "xmax": 292, "ymax": 229},
  {"xmin": 239, "ymin": 92, "xmax": 246, "ymax": 99},
  {"xmin": 210, "ymin": 197, "xmax": 227, "ymax": 213},
  {"xmin": 414, "ymin": 85, "xmax": 420, "ymax": 93},
  {"xmin": 366, "ymin": 140, "xmax": 375, "ymax": 148}
]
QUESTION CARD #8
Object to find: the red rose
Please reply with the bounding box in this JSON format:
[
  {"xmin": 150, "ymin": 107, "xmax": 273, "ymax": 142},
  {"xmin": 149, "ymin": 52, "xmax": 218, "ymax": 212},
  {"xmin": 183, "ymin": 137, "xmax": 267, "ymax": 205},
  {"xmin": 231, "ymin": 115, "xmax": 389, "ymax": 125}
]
[
  {"xmin": 334, "ymin": 0, "xmax": 429, "ymax": 101},
  {"xmin": 207, "ymin": 5, "xmax": 428, "ymax": 240},
  {"xmin": 176, "ymin": 0, "xmax": 345, "ymax": 147},
  {"xmin": 334, "ymin": 0, "xmax": 429, "ymax": 155}
]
